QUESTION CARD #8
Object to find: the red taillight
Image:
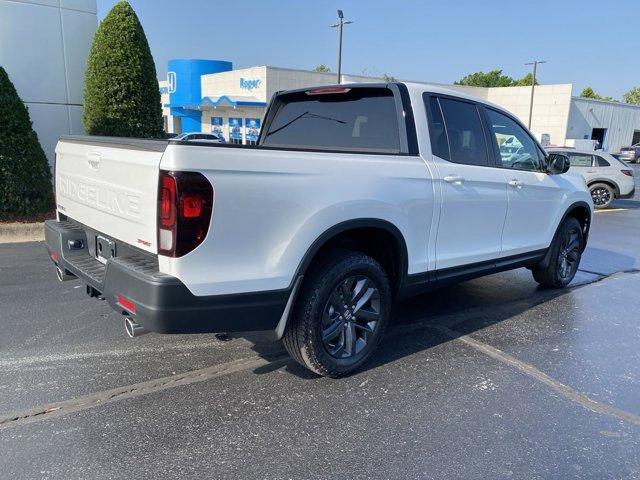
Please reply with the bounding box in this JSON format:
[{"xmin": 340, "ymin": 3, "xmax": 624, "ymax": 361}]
[
  {"xmin": 305, "ymin": 87, "xmax": 351, "ymax": 95},
  {"xmin": 117, "ymin": 295, "xmax": 136, "ymax": 314},
  {"xmin": 161, "ymin": 175, "xmax": 176, "ymax": 226},
  {"xmin": 180, "ymin": 195, "xmax": 202, "ymax": 218},
  {"xmin": 621, "ymin": 169, "xmax": 634, "ymax": 177},
  {"xmin": 157, "ymin": 171, "xmax": 213, "ymax": 257},
  {"xmin": 50, "ymin": 251, "xmax": 59, "ymax": 262}
]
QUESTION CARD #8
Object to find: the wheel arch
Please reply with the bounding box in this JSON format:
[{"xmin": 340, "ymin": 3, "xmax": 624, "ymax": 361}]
[
  {"xmin": 537, "ymin": 200, "xmax": 591, "ymax": 270},
  {"xmin": 588, "ymin": 178, "xmax": 620, "ymax": 196},
  {"xmin": 292, "ymin": 218, "xmax": 409, "ymax": 299},
  {"xmin": 560, "ymin": 201, "xmax": 592, "ymax": 246}
]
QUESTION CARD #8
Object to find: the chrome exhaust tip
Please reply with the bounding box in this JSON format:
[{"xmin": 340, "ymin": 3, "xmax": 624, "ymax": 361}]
[
  {"xmin": 56, "ymin": 266, "xmax": 76, "ymax": 282},
  {"xmin": 124, "ymin": 316, "xmax": 148, "ymax": 338}
]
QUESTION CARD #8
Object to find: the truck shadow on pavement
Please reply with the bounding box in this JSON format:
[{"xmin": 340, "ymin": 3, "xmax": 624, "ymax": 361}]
[{"xmin": 248, "ymin": 261, "xmax": 632, "ymax": 380}]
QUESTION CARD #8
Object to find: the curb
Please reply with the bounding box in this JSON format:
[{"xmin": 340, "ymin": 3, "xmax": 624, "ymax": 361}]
[{"xmin": 0, "ymin": 222, "xmax": 44, "ymax": 244}]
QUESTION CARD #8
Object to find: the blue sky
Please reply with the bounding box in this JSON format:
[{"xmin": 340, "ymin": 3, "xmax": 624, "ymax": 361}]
[{"xmin": 97, "ymin": 0, "xmax": 639, "ymax": 99}]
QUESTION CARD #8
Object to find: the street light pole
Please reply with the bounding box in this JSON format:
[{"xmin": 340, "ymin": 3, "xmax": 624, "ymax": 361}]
[
  {"xmin": 525, "ymin": 60, "xmax": 546, "ymax": 129},
  {"xmin": 331, "ymin": 10, "xmax": 352, "ymax": 84}
]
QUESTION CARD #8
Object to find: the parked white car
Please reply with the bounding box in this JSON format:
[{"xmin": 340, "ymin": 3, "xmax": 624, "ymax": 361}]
[
  {"xmin": 547, "ymin": 148, "xmax": 635, "ymax": 208},
  {"xmin": 46, "ymin": 83, "xmax": 592, "ymax": 376}
]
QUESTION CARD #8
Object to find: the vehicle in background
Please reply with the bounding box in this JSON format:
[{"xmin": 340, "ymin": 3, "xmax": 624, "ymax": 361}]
[
  {"xmin": 45, "ymin": 83, "xmax": 592, "ymax": 377},
  {"xmin": 174, "ymin": 132, "xmax": 226, "ymax": 143},
  {"xmin": 617, "ymin": 144, "xmax": 640, "ymax": 163},
  {"xmin": 547, "ymin": 148, "xmax": 635, "ymax": 208}
]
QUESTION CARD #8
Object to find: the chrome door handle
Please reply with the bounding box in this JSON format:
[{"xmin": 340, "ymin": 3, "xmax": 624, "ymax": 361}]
[
  {"xmin": 508, "ymin": 179, "xmax": 524, "ymax": 188},
  {"xmin": 443, "ymin": 174, "xmax": 465, "ymax": 185}
]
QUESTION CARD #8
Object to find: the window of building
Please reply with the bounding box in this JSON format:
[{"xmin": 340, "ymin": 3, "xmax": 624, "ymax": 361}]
[
  {"xmin": 485, "ymin": 108, "xmax": 542, "ymax": 172},
  {"xmin": 262, "ymin": 87, "xmax": 400, "ymax": 153},
  {"xmin": 434, "ymin": 97, "xmax": 489, "ymax": 167}
]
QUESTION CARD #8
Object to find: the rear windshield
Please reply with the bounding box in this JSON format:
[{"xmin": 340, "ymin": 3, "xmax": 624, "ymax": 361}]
[{"xmin": 261, "ymin": 87, "xmax": 400, "ymax": 153}]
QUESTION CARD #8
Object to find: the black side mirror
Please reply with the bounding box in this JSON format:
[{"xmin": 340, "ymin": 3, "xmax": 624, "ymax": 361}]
[{"xmin": 546, "ymin": 153, "xmax": 570, "ymax": 175}]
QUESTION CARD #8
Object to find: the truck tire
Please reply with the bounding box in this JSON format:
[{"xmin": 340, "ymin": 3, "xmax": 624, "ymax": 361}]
[
  {"xmin": 532, "ymin": 217, "xmax": 583, "ymax": 289},
  {"xmin": 283, "ymin": 251, "xmax": 391, "ymax": 377},
  {"xmin": 589, "ymin": 183, "xmax": 615, "ymax": 209}
]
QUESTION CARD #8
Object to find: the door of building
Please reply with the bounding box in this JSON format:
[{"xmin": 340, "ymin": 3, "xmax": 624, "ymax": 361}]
[{"xmin": 591, "ymin": 128, "xmax": 607, "ymax": 149}]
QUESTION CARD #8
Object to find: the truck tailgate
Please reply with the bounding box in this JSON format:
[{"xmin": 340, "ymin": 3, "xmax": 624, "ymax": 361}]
[{"xmin": 54, "ymin": 136, "xmax": 168, "ymax": 254}]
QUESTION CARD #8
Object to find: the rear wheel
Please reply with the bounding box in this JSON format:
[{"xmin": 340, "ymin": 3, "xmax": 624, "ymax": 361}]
[
  {"xmin": 283, "ymin": 251, "xmax": 391, "ymax": 377},
  {"xmin": 589, "ymin": 183, "xmax": 615, "ymax": 209},
  {"xmin": 532, "ymin": 217, "xmax": 583, "ymax": 288}
]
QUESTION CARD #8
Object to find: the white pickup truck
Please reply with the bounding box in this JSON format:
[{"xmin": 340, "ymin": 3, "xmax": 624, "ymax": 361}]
[{"xmin": 46, "ymin": 83, "xmax": 592, "ymax": 377}]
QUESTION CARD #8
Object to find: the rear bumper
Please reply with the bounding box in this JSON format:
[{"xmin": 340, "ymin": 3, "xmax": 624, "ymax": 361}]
[
  {"xmin": 619, "ymin": 186, "xmax": 636, "ymax": 199},
  {"xmin": 44, "ymin": 219, "xmax": 290, "ymax": 334}
]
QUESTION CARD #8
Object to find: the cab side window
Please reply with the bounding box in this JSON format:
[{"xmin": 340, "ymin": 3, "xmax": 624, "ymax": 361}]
[
  {"xmin": 568, "ymin": 153, "xmax": 594, "ymax": 167},
  {"xmin": 485, "ymin": 109, "xmax": 542, "ymax": 172},
  {"xmin": 438, "ymin": 98, "xmax": 489, "ymax": 167},
  {"xmin": 425, "ymin": 96, "xmax": 451, "ymax": 160}
]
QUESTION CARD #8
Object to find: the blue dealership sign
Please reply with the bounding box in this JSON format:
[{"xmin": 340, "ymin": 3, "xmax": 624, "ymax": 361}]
[
  {"xmin": 240, "ymin": 78, "xmax": 261, "ymax": 91},
  {"xmin": 245, "ymin": 118, "xmax": 261, "ymax": 142},
  {"xmin": 229, "ymin": 117, "xmax": 243, "ymax": 141},
  {"xmin": 211, "ymin": 117, "xmax": 223, "ymax": 138}
]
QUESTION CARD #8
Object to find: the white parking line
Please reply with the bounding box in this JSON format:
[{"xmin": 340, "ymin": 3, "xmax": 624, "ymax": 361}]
[
  {"xmin": 595, "ymin": 208, "xmax": 629, "ymax": 213},
  {"xmin": 0, "ymin": 354, "xmax": 288, "ymax": 430},
  {"xmin": 434, "ymin": 325, "xmax": 640, "ymax": 427}
]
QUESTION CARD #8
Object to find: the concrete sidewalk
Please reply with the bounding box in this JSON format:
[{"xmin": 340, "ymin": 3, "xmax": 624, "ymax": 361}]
[{"xmin": 0, "ymin": 222, "xmax": 44, "ymax": 244}]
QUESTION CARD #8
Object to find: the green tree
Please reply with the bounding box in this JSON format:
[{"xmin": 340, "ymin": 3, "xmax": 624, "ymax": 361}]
[
  {"xmin": 83, "ymin": 1, "xmax": 163, "ymax": 138},
  {"xmin": 580, "ymin": 87, "xmax": 600, "ymax": 99},
  {"xmin": 313, "ymin": 64, "xmax": 331, "ymax": 73},
  {"xmin": 623, "ymin": 86, "xmax": 640, "ymax": 105},
  {"xmin": 454, "ymin": 69, "xmax": 515, "ymax": 87},
  {"xmin": 513, "ymin": 73, "xmax": 539, "ymax": 86},
  {"xmin": 579, "ymin": 87, "xmax": 614, "ymax": 102},
  {"xmin": 381, "ymin": 74, "xmax": 398, "ymax": 82},
  {"xmin": 0, "ymin": 67, "xmax": 53, "ymax": 219}
]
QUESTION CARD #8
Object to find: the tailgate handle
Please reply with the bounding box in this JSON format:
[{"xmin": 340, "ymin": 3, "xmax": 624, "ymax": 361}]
[{"xmin": 87, "ymin": 152, "xmax": 101, "ymax": 171}]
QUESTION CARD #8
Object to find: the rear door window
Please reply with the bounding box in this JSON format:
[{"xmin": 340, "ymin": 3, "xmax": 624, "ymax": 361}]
[
  {"xmin": 425, "ymin": 96, "xmax": 451, "ymax": 160},
  {"xmin": 262, "ymin": 87, "xmax": 400, "ymax": 153},
  {"xmin": 437, "ymin": 97, "xmax": 489, "ymax": 166},
  {"xmin": 568, "ymin": 153, "xmax": 594, "ymax": 167}
]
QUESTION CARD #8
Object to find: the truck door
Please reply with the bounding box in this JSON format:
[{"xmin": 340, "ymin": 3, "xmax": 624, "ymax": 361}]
[
  {"xmin": 424, "ymin": 95, "xmax": 508, "ymax": 271},
  {"xmin": 482, "ymin": 107, "xmax": 568, "ymax": 257}
]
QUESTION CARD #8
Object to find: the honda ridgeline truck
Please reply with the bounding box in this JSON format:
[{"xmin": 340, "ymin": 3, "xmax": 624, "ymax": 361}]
[{"xmin": 45, "ymin": 83, "xmax": 592, "ymax": 377}]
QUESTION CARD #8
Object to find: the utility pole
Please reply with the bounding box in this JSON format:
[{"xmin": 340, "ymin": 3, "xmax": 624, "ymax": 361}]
[
  {"xmin": 330, "ymin": 10, "xmax": 353, "ymax": 84},
  {"xmin": 525, "ymin": 60, "xmax": 546, "ymax": 129}
]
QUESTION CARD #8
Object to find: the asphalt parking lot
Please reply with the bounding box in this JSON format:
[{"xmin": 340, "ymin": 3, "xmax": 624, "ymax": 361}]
[{"xmin": 1, "ymin": 167, "xmax": 639, "ymax": 479}]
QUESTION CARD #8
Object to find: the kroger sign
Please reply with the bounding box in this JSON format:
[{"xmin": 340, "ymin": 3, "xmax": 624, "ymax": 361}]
[{"xmin": 240, "ymin": 78, "xmax": 261, "ymax": 91}]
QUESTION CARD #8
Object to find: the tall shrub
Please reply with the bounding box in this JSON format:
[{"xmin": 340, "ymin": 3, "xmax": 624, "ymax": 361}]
[
  {"xmin": 83, "ymin": 1, "xmax": 163, "ymax": 138},
  {"xmin": 0, "ymin": 67, "xmax": 53, "ymax": 220}
]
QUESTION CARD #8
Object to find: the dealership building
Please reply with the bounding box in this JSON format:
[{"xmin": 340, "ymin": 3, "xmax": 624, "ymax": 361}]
[
  {"xmin": 0, "ymin": 0, "xmax": 97, "ymax": 163},
  {"xmin": 161, "ymin": 58, "xmax": 640, "ymax": 152}
]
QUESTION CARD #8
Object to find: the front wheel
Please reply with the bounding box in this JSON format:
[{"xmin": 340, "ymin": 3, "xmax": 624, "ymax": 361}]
[
  {"xmin": 283, "ymin": 251, "xmax": 391, "ymax": 377},
  {"xmin": 532, "ymin": 217, "xmax": 584, "ymax": 288},
  {"xmin": 589, "ymin": 183, "xmax": 615, "ymax": 209}
]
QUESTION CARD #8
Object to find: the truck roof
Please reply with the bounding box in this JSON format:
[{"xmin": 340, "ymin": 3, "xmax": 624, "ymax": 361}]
[
  {"xmin": 277, "ymin": 81, "xmax": 517, "ymax": 121},
  {"xmin": 402, "ymin": 81, "xmax": 512, "ymax": 115}
]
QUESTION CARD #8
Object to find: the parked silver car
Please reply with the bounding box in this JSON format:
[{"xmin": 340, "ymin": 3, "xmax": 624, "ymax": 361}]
[
  {"xmin": 548, "ymin": 148, "xmax": 635, "ymax": 208},
  {"xmin": 174, "ymin": 132, "xmax": 226, "ymax": 144},
  {"xmin": 617, "ymin": 144, "xmax": 640, "ymax": 163}
]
